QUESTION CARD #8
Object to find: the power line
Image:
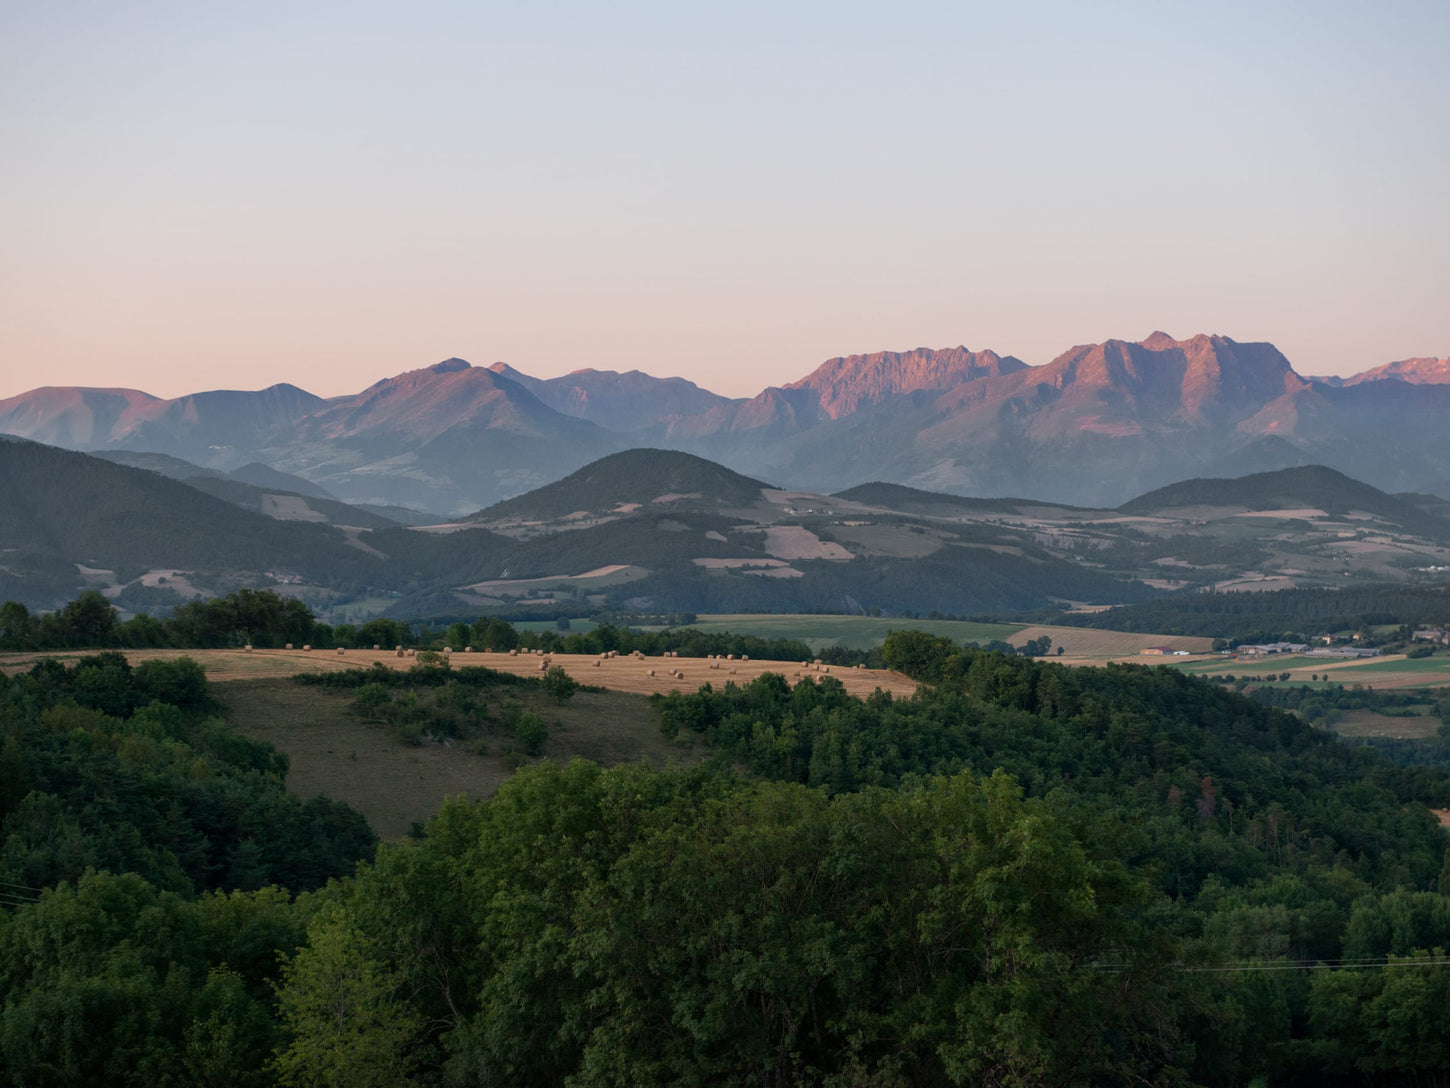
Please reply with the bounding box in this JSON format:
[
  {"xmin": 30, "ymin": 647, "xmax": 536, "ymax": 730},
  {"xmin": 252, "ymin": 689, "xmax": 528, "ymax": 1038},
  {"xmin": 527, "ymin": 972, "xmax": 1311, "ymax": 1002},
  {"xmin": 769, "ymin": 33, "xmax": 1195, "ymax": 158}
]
[{"xmin": 1090, "ymin": 956, "xmax": 1450, "ymax": 975}]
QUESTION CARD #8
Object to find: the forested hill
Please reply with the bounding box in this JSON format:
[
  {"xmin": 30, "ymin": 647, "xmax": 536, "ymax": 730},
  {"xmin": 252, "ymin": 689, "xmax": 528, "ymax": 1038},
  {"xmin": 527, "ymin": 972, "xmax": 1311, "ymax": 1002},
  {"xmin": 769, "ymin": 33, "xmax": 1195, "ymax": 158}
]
[
  {"xmin": 1119, "ymin": 464, "xmax": 1450, "ymax": 538},
  {"xmin": 1048, "ymin": 583, "xmax": 1450, "ymax": 639},
  {"xmin": 0, "ymin": 437, "xmax": 380, "ymax": 593},
  {"xmin": 471, "ymin": 447, "xmax": 772, "ymax": 520},
  {"xmin": 4, "ymin": 632, "xmax": 1450, "ymax": 1083}
]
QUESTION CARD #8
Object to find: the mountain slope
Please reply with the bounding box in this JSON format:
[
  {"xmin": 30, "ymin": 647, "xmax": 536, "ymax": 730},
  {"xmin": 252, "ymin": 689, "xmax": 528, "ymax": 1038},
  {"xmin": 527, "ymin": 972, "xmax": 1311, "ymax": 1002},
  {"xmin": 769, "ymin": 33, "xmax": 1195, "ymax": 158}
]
[
  {"xmin": 834, "ymin": 481, "xmax": 1086, "ymax": 516},
  {"xmin": 474, "ymin": 449, "xmax": 773, "ymax": 522},
  {"xmin": 260, "ymin": 359, "xmax": 621, "ymax": 512},
  {"xmin": 1341, "ymin": 356, "xmax": 1450, "ymax": 386},
  {"xmin": 489, "ymin": 364, "xmax": 737, "ymax": 431},
  {"xmin": 0, "ymin": 439, "xmax": 382, "ymax": 607},
  {"xmin": 0, "ymin": 387, "xmax": 164, "ymax": 448},
  {"xmin": 1118, "ymin": 465, "xmax": 1450, "ymax": 540},
  {"xmin": 229, "ymin": 462, "xmax": 337, "ymax": 499},
  {"xmin": 6, "ymin": 334, "xmax": 1450, "ymax": 515}
]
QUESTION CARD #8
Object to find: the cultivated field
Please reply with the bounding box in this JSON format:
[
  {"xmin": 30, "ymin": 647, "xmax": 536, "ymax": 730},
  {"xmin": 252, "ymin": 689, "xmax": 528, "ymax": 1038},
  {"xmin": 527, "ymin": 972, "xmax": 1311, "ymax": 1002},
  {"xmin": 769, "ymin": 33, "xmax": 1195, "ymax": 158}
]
[
  {"xmin": 657, "ymin": 614, "xmax": 1026, "ymax": 651},
  {"xmin": 1329, "ymin": 707, "xmax": 1443, "ymax": 740},
  {"xmin": 1007, "ymin": 625, "xmax": 1213, "ymax": 660},
  {"xmin": 0, "ymin": 646, "xmax": 919, "ymax": 698},
  {"xmin": 1175, "ymin": 652, "xmax": 1450, "ymax": 690}
]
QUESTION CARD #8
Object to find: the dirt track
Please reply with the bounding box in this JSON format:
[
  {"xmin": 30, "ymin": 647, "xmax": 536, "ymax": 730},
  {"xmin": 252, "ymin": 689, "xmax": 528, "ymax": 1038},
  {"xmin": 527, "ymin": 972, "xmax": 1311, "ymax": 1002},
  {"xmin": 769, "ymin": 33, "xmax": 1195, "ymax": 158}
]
[{"xmin": 0, "ymin": 647, "xmax": 920, "ymax": 698}]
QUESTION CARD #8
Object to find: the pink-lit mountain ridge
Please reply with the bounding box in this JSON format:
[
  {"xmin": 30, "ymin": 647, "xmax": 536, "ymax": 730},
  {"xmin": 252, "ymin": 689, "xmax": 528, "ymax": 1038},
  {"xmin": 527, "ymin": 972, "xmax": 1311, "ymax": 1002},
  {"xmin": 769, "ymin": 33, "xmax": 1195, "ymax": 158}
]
[{"xmin": 1, "ymin": 333, "xmax": 1446, "ymax": 510}]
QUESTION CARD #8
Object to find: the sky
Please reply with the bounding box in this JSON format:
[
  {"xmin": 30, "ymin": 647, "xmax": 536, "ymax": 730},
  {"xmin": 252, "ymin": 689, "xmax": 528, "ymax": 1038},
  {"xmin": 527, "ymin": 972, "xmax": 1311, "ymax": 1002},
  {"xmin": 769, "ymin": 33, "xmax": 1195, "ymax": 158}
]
[{"xmin": 2, "ymin": 1, "xmax": 1448, "ymax": 401}]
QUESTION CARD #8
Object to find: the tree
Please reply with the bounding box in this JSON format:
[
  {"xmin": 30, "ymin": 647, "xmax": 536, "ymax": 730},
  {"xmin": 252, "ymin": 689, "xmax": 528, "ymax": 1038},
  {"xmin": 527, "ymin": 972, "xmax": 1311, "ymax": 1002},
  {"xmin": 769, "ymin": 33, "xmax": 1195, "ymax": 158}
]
[
  {"xmin": 43, "ymin": 590, "xmax": 119, "ymax": 647},
  {"xmin": 272, "ymin": 906, "xmax": 421, "ymax": 1088},
  {"xmin": 514, "ymin": 711, "xmax": 547, "ymax": 756},
  {"xmin": 0, "ymin": 600, "xmax": 37, "ymax": 650},
  {"xmin": 541, "ymin": 665, "xmax": 577, "ymax": 705}
]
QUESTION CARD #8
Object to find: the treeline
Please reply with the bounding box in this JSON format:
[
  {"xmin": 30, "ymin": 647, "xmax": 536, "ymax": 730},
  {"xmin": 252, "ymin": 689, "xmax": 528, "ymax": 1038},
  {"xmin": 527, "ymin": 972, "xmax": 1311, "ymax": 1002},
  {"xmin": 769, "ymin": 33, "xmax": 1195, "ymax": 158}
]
[
  {"xmin": 0, "ymin": 590, "xmax": 821, "ymax": 663},
  {"xmin": 1045, "ymin": 583, "xmax": 1450, "ymax": 640},
  {"xmin": 440, "ymin": 616, "xmax": 817, "ymax": 662},
  {"xmin": 0, "ymin": 589, "xmax": 411, "ymax": 652}
]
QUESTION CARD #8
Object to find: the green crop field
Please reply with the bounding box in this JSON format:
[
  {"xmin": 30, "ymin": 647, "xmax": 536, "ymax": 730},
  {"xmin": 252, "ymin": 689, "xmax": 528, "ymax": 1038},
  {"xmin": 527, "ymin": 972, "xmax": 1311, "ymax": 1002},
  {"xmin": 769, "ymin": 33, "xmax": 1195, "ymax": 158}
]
[
  {"xmin": 1173, "ymin": 652, "xmax": 1450, "ymax": 690},
  {"xmin": 666, "ymin": 614, "xmax": 1025, "ymax": 652}
]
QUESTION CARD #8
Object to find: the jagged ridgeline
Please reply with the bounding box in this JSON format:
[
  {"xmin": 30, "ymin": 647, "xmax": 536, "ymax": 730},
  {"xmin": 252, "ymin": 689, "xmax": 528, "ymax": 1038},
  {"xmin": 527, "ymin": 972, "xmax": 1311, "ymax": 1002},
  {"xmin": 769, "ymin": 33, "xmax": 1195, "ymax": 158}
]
[{"xmin": 4, "ymin": 628, "xmax": 1450, "ymax": 1083}]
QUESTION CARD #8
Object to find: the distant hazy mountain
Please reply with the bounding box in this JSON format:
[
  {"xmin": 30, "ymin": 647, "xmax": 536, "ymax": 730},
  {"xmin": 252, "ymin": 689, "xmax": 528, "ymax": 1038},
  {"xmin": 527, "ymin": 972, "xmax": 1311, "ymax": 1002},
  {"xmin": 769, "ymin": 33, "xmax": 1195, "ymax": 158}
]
[
  {"xmin": 657, "ymin": 346, "xmax": 1024, "ymax": 441},
  {"xmin": 1340, "ymin": 356, "xmax": 1450, "ymax": 386},
  {"xmin": 488, "ymin": 363, "xmax": 738, "ymax": 432},
  {"xmin": 652, "ymin": 332, "xmax": 1450, "ymax": 506},
  {"xmin": 4, "ymin": 334, "xmax": 1448, "ymax": 511},
  {"xmin": 248, "ymin": 359, "xmax": 622, "ymax": 512}
]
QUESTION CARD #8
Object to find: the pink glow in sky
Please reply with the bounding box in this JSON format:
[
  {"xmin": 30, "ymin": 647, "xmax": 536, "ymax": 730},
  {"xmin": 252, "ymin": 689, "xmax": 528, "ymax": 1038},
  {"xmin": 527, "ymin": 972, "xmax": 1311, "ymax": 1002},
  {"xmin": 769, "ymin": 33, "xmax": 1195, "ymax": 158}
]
[{"xmin": 2, "ymin": 2, "xmax": 1447, "ymax": 401}]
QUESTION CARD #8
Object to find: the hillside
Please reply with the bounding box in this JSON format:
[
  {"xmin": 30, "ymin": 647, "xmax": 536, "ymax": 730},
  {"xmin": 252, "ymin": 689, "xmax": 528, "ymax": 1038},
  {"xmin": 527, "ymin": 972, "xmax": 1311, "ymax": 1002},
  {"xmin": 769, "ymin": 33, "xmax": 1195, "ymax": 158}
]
[
  {"xmin": 92, "ymin": 449, "xmax": 230, "ymax": 481},
  {"xmin": 489, "ymin": 364, "xmax": 737, "ymax": 431},
  {"xmin": 472, "ymin": 448, "xmax": 773, "ymax": 522},
  {"xmin": 833, "ymin": 481, "xmax": 1079, "ymax": 516},
  {"xmin": 228, "ymin": 461, "xmax": 337, "ymax": 499},
  {"xmin": 1119, "ymin": 464, "xmax": 1450, "ymax": 539},
  {"xmin": 0, "ymin": 438, "xmax": 382, "ymax": 607},
  {"xmin": 179, "ymin": 476, "xmax": 403, "ymax": 530},
  {"xmin": 1339, "ymin": 356, "xmax": 1450, "ymax": 386}
]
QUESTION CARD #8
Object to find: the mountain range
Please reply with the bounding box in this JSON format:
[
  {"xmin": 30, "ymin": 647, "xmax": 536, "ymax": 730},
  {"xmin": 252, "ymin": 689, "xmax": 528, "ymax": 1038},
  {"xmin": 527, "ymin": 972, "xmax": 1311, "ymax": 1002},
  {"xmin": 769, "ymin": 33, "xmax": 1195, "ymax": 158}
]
[
  {"xmin": 2, "ymin": 333, "xmax": 1447, "ymax": 512},
  {"xmin": 7, "ymin": 431, "xmax": 1450, "ymax": 622}
]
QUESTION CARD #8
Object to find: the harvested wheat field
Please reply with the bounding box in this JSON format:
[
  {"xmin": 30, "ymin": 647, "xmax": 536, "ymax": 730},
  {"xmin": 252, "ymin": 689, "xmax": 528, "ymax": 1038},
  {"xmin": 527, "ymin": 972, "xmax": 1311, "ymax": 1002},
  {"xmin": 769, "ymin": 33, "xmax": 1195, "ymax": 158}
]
[
  {"xmin": 0, "ymin": 646, "xmax": 919, "ymax": 698},
  {"xmin": 1007, "ymin": 625, "xmax": 1213, "ymax": 662}
]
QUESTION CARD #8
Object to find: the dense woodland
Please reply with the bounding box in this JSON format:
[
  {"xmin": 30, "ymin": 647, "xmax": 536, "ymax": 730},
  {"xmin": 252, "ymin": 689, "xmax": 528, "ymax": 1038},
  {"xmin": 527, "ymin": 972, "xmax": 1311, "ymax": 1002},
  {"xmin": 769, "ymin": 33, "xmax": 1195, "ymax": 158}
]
[{"xmin": 3, "ymin": 614, "xmax": 1450, "ymax": 1084}]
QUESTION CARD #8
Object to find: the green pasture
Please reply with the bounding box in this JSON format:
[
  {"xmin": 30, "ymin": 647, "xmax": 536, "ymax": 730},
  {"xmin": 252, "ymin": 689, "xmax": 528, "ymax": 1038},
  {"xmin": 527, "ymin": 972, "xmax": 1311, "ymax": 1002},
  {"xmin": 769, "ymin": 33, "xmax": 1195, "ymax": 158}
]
[{"xmin": 1174, "ymin": 651, "xmax": 1450, "ymax": 688}]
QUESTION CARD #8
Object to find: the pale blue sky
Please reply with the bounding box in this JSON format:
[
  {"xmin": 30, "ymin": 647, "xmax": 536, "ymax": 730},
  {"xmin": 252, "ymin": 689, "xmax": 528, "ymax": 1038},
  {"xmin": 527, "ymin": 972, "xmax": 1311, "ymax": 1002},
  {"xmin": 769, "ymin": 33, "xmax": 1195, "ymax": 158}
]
[{"xmin": 3, "ymin": 1, "xmax": 1447, "ymax": 399}]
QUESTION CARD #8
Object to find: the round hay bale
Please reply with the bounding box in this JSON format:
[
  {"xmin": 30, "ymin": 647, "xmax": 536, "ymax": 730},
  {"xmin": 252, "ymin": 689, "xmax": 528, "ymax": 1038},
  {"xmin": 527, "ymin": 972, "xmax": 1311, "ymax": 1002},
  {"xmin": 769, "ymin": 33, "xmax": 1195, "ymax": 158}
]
[
  {"xmin": 302, "ymin": 644, "xmax": 311, "ymax": 652},
  {"xmin": 337, "ymin": 647, "xmax": 346, "ymax": 655},
  {"xmin": 396, "ymin": 648, "xmax": 405, "ymax": 658},
  {"xmin": 285, "ymin": 643, "xmax": 293, "ymax": 650},
  {"xmin": 244, "ymin": 644, "xmax": 252, "ymax": 653}
]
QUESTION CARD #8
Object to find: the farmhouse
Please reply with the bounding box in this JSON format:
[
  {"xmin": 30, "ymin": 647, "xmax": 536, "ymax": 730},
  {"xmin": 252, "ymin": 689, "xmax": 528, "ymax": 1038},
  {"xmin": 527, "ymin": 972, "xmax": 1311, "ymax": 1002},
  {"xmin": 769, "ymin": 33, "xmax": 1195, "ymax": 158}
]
[{"xmin": 1237, "ymin": 642, "xmax": 1309, "ymax": 657}]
